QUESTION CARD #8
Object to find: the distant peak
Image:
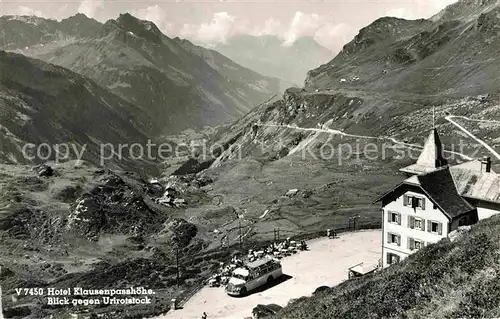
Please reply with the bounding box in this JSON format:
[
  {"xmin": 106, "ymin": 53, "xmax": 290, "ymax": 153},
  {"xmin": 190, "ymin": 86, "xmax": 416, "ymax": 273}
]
[
  {"xmin": 103, "ymin": 13, "xmax": 164, "ymax": 44},
  {"xmin": 73, "ymin": 13, "xmax": 89, "ymax": 18},
  {"xmin": 62, "ymin": 13, "xmax": 93, "ymax": 23},
  {"xmin": 115, "ymin": 13, "xmax": 159, "ymax": 32},
  {"xmin": 289, "ymin": 36, "xmax": 330, "ymax": 50}
]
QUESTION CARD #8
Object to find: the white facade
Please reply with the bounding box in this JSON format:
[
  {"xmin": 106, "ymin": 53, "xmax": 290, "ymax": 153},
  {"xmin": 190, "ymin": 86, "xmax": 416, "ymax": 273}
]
[
  {"xmin": 382, "ymin": 190, "xmax": 449, "ymax": 267},
  {"xmin": 477, "ymin": 205, "xmax": 500, "ymax": 220}
]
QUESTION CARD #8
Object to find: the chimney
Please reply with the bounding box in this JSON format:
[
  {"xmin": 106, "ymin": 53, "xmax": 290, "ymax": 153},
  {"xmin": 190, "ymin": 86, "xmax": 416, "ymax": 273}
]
[{"xmin": 481, "ymin": 156, "xmax": 492, "ymax": 173}]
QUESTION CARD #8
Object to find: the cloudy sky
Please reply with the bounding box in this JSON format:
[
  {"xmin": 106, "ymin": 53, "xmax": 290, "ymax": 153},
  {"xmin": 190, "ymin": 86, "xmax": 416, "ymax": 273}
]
[{"xmin": 0, "ymin": 0, "xmax": 458, "ymax": 51}]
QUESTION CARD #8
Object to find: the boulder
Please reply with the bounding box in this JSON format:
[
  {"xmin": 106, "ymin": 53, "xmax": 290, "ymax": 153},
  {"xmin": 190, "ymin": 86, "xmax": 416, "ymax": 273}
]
[
  {"xmin": 252, "ymin": 304, "xmax": 282, "ymax": 318},
  {"xmin": 313, "ymin": 285, "xmax": 330, "ymax": 295},
  {"xmin": 36, "ymin": 165, "xmax": 53, "ymax": 177},
  {"xmin": 449, "ymin": 225, "xmax": 472, "ymax": 242}
]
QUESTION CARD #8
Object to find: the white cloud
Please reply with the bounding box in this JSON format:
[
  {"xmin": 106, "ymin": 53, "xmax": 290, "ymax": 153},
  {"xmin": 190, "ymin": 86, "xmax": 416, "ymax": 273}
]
[
  {"xmin": 131, "ymin": 5, "xmax": 173, "ymax": 35},
  {"xmin": 385, "ymin": 0, "xmax": 458, "ymax": 20},
  {"xmin": 177, "ymin": 11, "xmax": 355, "ymax": 51},
  {"xmin": 180, "ymin": 12, "xmax": 240, "ymax": 44},
  {"xmin": 283, "ymin": 12, "xmax": 322, "ymax": 46},
  {"xmin": 198, "ymin": 12, "xmax": 235, "ymax": 43},
  {"xmin": 17, "ymin": 6, "xmax": 42, "ymax": 16},
  {"xmin": 77, "ymin": 0, "xmax": 104, "ymax": 19},
  {"xmin": 250, "ymin": 18, "xmax": 282, "ymax": 36},
  {"xmin": 281, "ymin": 12, "xmax": 355, "ymax": 51},
  {"xmin": 386, "ymin": 8, "xmax": 414, "ymax": 19},
  {"xmin": 5, "ymin": 5, "xmax": 43, "ymax": 16},
  {"xmin": 314, "ymin": 23, "xmax": 357, "ymax": 52}
]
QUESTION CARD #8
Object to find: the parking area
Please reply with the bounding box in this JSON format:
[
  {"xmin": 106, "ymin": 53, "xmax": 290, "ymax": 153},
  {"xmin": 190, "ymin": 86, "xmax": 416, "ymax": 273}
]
[{"xmin": 155, "ymin": 230, "xmax": 381, "ymax": 319}]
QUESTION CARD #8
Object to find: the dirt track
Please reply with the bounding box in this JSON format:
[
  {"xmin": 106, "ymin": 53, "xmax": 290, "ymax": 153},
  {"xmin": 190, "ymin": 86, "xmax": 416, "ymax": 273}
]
[{"xmin": 155, "ymin": 230, "xmax": 381, "ymax": 319}]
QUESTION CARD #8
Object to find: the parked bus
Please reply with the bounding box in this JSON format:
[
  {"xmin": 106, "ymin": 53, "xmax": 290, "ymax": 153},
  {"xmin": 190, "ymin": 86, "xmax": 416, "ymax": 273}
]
[{"xmin": 225, "ymin": 258, "xmax": 282, "ymax": 296}]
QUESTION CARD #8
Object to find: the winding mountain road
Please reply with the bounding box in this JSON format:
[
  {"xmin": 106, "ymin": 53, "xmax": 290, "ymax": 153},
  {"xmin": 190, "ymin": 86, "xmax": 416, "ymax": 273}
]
[
  {"xmin": 445, "ymin": 115, "xmax": 500, "ymax": 160},
  {"xmin": 257, "ymin": 123, "xmax": 472, "ymax": 160}
]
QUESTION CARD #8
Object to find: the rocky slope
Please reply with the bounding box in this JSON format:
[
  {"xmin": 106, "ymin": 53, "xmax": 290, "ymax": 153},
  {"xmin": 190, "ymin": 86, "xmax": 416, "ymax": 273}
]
[
  {"xmin": 1, "ymin": 13, "xmax": 282, "ymax": 136},
  {"xmin": 302, "ymin": 0, "xmax": 500, "ymax": 137},
  {"xmin": 0, "ymin": 161, "xmax": 218, "ymax": 318},
  {"xmin": 0, "ymin": 50, "xmax": 157, "ymax": 172},
  {"xmin": 214, "ymin": 35, "xmax": 333, "ymax": 85}
]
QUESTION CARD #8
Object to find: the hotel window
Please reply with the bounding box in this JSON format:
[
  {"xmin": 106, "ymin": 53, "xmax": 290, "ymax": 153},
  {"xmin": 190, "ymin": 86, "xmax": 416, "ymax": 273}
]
[
  {"xmin": 403, "ymin": 195, "xmax": 425, "ymax": 210},
  {"xmin": 408, "ymin": 216, "xmax": 426, "ymax": 231},
  {"xmin": 387, "ymin": 253, "xmax": 400, "ymax": 265},
  {"xmin": 408, "ymin": 238, "xmax": 425, "ymax": 251},
  {"xmin": 387, "ymin": 232, "xmax": 401, "ymax": 246},
  {"xmin": 427, "ymin": 220, "xmax": 443, "ymax": 235},
  {"xmin": 459, "ymin": 216, "xmax": 469, "ymax": 226},
  {"xmin": 387, "ymin": 211, "xmax": 401, "ymax": 225}
]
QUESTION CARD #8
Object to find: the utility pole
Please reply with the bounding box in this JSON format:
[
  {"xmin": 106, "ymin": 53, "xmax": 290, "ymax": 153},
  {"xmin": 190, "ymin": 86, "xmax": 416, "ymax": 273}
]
[
  {"xmin": 349, "ymin": 215, "xmax": 360, "ymax": 231},
  {"xmin": 433, "ymin": 106, "xmax": 436, "ymax": 129},
  {"xmin": 175, "ymin": 246, "xmax": 180, "ymax": 287},
  {"xmin": 238, "ymin": 209, "xmax": 246, "ymax": 250},
  {"xmin": 274, "ymin": 227, "xmax": 280, "ymax": 242},
  {"xmin": 0, "ymin": 267, "xmax": 4, "ymax": 319},
  {"xmin": 239, "ymin": 219, "xmax": 242, "ymax": 250}
]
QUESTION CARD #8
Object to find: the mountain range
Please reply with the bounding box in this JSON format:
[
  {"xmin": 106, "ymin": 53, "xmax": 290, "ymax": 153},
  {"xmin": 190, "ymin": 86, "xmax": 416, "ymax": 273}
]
[
  {"xmin": 213, "ymin": 35, "xmax": 333, "ymax": 85},
  {"xmin": 0, "ymin": 13, "xmax": 284, "ymax": 138},
  {"xmin": 211, "ymin": 0, "xmax": 500, "ymax": 158}
]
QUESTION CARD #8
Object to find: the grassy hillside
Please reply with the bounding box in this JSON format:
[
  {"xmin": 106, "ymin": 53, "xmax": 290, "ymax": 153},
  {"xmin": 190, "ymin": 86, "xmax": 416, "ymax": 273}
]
[
  {"xmin": 0, "ymin": 50, "xmax": 159, "ymax": 172},
  {"xmin": 276, "ymin": 214, "xmax": 500, "ymax": 319}
]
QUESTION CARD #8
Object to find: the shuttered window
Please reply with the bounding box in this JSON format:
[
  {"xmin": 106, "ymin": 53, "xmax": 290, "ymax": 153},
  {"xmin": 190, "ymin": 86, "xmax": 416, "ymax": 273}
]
[
  {"xmin": 388, "ymin": 211, "xmax": 401, "ymax": 225},
  {"xmin": 408, "ymin": 216, "xmax": 415, "ymax": 228},
  {"xmin": 388, "ymin": 233, "xmax": 401, "ymax": 246},
  {"xmin": 415, "ymin": 240, "xmax": 424, "ymax": 250},
  {"xmin": 418, "ymin": 218, "xmax": 425, "ymax": 231},
  {"xmin": 409, "ymin": 217, "xmax": 425, "ymax": 231},
  {"xmin": 408, "ymin": 238, "xmax": 414, "ymax": 250},
  {"xmin": 408, "ymin": 216, "xmax": 425, "ymax": 231},
  {"xmin": 419, "ymin": 198, "xmax": 426, "ymax": 210},
  {"xmin": 408, "ymin": 238, "xmax": 424, "ymax": 251},
  {"xmin": 387, "ymin": 253, "xmax": 400, "ymax": 265},
  {"xmin": 428, "ymin": 221, "xmax": 443, "ymax": 235},
  {"xmin": 403, "ymin": 194, "xmax": 426, "ymax": 210}
]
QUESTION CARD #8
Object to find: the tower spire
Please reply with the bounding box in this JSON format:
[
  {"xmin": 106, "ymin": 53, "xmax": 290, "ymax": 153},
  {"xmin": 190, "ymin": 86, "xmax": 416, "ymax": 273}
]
[{"xmin": 433, "ymin": 106, "xmax": 436, "ymax": 129}]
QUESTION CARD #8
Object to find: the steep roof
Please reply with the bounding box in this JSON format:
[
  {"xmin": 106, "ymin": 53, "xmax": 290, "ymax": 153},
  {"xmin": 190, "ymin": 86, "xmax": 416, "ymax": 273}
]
[
  {"xmin": 380, "ymin": 126, "xmax": 500, "ymax": 212},
  {"xmin": 401, "ymin": 128, "xmax": 449, "ymax": 175},
  {"xmin": 450, "ymin": 160, "xmax": 500, "ymax": 204},
  {"xmin": 375, "ymin": 167, "xmax": 475, "ymax": 220},
  {"xmin": 417, "ymin": 168, "xmax": 475, "ymax": 219}
]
